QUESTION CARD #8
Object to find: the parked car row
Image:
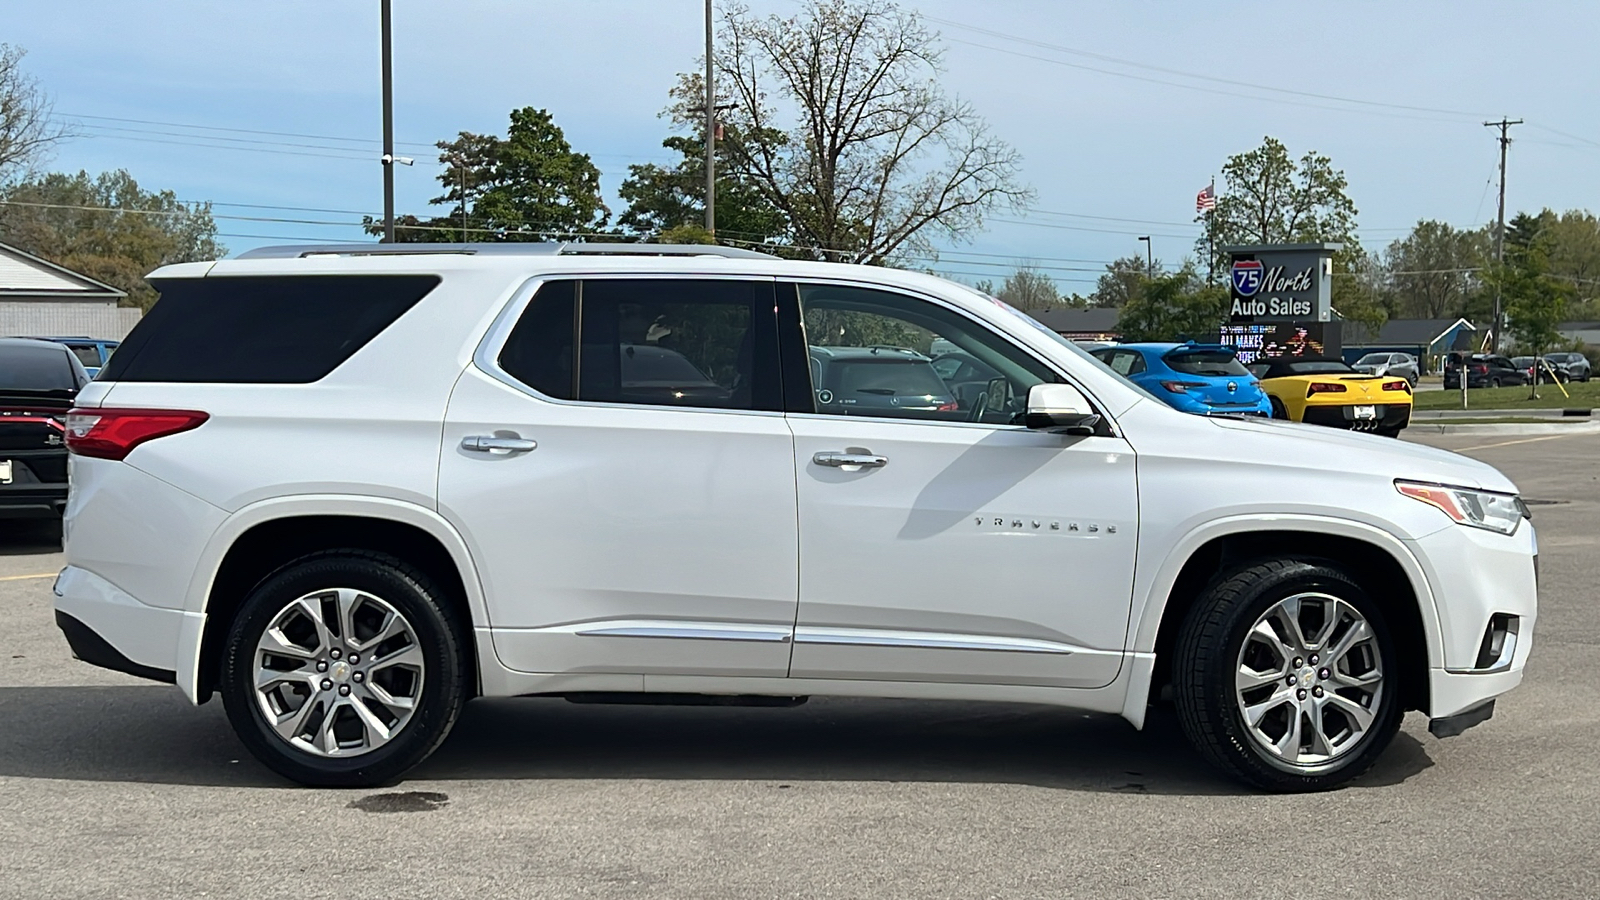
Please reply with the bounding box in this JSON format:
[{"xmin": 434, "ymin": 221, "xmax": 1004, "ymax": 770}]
[{"xmin": 1088, "ymin": 342, "xmax": 1412, "ymax": 437}]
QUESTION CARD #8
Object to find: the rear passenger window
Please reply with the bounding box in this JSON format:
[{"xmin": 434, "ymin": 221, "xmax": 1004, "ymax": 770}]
[
  {"xmin": 496, "ymin": 279, "xmax": 781, "ymax": 411},
  {"xmin": 101, "ymin": 275, "xmax": 439, "ymax": 383}
]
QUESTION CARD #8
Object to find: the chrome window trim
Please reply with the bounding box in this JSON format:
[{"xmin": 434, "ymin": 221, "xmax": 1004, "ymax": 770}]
[{"xmin": 471, "ymin": 272, "xmax": 787, "ymax": 419}]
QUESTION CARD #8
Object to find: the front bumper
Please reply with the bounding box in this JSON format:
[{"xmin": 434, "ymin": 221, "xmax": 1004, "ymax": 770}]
[
  {"xmin": 1408, "ymin": 520, "xmax": 1538, "ymax": 720},
  {"xmin": 53, "ymin": 565, "xmax": 193, "ymax": 684}
]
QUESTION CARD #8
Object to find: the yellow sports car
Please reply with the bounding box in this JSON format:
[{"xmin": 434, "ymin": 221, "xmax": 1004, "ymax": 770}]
[{"xmin": 1246, "ymin": 356, "xmax": 1413, "ymax": 436}]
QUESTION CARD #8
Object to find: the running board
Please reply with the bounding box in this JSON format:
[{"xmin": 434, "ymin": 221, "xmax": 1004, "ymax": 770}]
[{"xmin": 561, "ymin": 692, "xmax": 808, "ymax": 708}]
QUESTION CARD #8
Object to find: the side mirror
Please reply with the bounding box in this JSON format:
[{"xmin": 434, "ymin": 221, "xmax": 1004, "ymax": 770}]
[{"xmin": 1025, "ymin": 383, "xmax": 1101, "ymax": 434}]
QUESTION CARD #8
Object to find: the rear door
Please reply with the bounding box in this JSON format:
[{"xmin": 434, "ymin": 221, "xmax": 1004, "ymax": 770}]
[{"xmin": 437, "ymin": 276, "xmax": 801, "ymax": 679}]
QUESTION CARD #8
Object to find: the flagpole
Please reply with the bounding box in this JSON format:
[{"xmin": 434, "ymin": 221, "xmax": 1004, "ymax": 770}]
[{"xmin": 1207, "ymin": 176, "xmax": 1216, "ymax": 284}]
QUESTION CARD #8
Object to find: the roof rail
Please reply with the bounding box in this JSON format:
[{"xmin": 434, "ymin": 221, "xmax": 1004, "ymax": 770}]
[{"xmin": 235, "ymin": 242, "xmax": 776, "ymax": 260}]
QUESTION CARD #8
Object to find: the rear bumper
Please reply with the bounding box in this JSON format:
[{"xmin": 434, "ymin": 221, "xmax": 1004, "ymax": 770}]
[
  {"xmin": 1301, "ymin": 403, "xmax": 1412, "ymax": 432},
  {"xmin": 0, "ymin": 485, "xmax": 67, "ymax": 518},
  {"xmin": 52, "ymin": 565, "xmax": 193, "ymax": 685}
]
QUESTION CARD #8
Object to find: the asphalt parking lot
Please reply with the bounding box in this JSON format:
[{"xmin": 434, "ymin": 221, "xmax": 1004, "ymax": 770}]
[{"xmin": 2, "ymin": 432, "xmax": 1597, "ymax": 899}]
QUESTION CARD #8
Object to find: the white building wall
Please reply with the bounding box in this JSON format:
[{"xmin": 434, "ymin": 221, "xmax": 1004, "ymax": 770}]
[{"xmin": 0, "ymin": 301, "xmax": 143, "ymax": 340}]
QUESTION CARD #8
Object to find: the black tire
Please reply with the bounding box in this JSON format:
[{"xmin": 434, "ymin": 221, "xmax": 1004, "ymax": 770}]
[
  {"xmin": 1268, "ymin": 397, "xmax": 1289, "ymax": 420},
  {"xmin": 220, "ymin": 551, "xmax": 468, "ymax": 787},
  {"xmin": 1489, "ymin": 377, "xmax": 1502, "ymax": 388},
  {"xmin": 1172, "ymin": 559, "xmax": 1402, "ymax": 792}
]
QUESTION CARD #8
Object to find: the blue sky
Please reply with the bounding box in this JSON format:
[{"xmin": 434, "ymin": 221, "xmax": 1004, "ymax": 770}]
[{"xmin": 7, "ymin": 0, "xmax": 1599, "ymax": 292}]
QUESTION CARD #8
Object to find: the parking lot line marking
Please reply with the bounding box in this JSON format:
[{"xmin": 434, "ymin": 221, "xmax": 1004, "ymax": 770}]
[
  {"xmin": 1457, "ymin": 433, "xmax": 1585, "ymax": 452},
  {"xmin": 0, "ymin": 573, "xmax": 56, "ymax": 582}
]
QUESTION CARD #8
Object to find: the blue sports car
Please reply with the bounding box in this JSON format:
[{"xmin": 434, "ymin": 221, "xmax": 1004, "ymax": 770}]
[{"xmin": 1091, "ymin": 342, "xmax": 1271, "ymax": 417}]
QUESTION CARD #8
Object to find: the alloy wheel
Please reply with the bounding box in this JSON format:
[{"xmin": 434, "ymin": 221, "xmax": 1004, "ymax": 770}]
[
  {"xmin": 1234, "ymin": 592, "xmax": 1385, "ymax": 771},
  {"xmin": 252, "ymin": 587, "xmax": 426, "ymax": 757}
]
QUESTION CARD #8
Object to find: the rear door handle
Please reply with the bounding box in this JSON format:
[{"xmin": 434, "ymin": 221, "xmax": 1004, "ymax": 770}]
[
  {"xmin": 461, "ymin": 435, "xmax": 538, "ymax": 453},
  {"xmin": 812, "ymin": 450, "xmax": 888, "ymax": 469}
]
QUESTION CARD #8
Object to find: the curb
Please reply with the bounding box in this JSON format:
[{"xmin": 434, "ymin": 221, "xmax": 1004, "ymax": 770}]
[
  {"xmin": 1408, "ymin": 421, "xmax": 1600, "ymax": 436},
  {"xmin": 1412, "ymin": 408, "xmax": 1593, "ymax": 420}
]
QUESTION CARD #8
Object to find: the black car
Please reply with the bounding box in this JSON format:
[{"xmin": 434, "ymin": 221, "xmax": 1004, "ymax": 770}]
[
  {"xmin": 1443, "ymin": 353, "xmax": 1528, "ymax": 389},
  {"xmin": 0, "ymin": 338, "xmax": 90, "ymax": 519},
  {"xmin": 808, "ymin": 345, "xmax": 960, "ymax": 419}
]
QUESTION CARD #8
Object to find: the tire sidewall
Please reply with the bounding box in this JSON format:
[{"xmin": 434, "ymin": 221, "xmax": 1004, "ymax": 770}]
[
  {"xmin": 219, "ymin": 554, "xmax": 465, "ymax": 787},
  {"xmin": 1187, "ymin": 562, "xmax": 1402, "ymax": 791}
]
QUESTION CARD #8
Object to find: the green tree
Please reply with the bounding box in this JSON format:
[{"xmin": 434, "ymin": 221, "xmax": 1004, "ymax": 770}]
[
  {"xmin": 0, "ymin": 169, "xmax": 223, "ymax": 309},
  {"xmin": 1091, "ymin": 254, "xmax": 1154, "ymax": 308},
  {"xmin": 618, "ymin": 134, "xmax": 787, "ymax": 245},
  {"xmin": 699, "ymin": 0, "xmax": 1030, "ymax": 263},
  {"xmin": 1198, "ymin": 136, "xmax": 1358, "ymax": 260},
  {"xmin": 367, "ymin": 107, "xmax": 607, "ymax": 241},
  {"xmin": 1116, "ymin": 266, "xmax": 1227, "ymax": 342},
  {"xmin": 1540, "ymin": 209, "xmax": 1600, "ymax": 319},
  {"xmin": 1490, "ymin": 212, "xmax": 1573, "ymax": 398},
  {"xmin": 1381, "ymin": 220, "xmax": 1490, "ymax": 319}
]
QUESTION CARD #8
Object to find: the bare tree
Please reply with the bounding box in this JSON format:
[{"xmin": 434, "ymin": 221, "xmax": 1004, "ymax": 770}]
[
  {"xmin": 0, "ymin": 45, "xmax": 69, "ymax": 181},
  {"xmin": 703, "ymin": 0, "xmax": 1030, "ymax": 263}
]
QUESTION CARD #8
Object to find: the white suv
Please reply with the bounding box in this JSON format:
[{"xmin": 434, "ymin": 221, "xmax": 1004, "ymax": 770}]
[{"xmin": 55, "ymin": 243, "xmax": 1536, "ymax": 791}]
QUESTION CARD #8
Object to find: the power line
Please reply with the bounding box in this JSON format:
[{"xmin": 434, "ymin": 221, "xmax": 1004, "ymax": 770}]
[
  {"xmin": 63, "ymin": 111, "xmax": 438, "ymax": 150},
  {"xmin": 927, "ymin": 16, "xmax": 1489, "ymax": 120}
]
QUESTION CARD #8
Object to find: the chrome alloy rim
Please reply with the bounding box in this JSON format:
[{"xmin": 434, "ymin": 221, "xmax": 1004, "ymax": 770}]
[
  {"xmin": 1234, "ymin": 592, "xmax": 1385, "ymax": 770},
  {"xmin": 253, "ymin": 588, "xmax": 425, "ymax": 757}
]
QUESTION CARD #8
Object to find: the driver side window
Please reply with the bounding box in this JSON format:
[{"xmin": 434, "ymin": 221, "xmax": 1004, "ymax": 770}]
[{"xmin": 793, "ymin": 283, "xmax": 1059, "ymax": 425}]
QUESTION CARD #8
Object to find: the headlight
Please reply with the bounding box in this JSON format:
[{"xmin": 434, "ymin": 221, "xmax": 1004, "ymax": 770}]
[{"xmin": 1396, "ymin": 480, "xmax": 1528, "ymax": 535}]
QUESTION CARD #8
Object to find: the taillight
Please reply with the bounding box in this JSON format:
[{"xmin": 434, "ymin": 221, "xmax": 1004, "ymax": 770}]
[
  {"xmin": 1306, "ymin": 382, "xmax": 1347, "ymax": 396},
  {"xmin": 1160, "ymin": 380, "xmax": 1207, "ymax": 393},
  {"xmin": 1383, "ymin": 380, "xmax": 1410, "ymax": 393},
  {"xmin": 936, "ymin": 401, "xmax": 959, "ymax": 412},
  {"xmin": 64, "ymin": 408, "xmax": 209, "ymax": 460},
  {"xmin": 1472, "ymin": 364, "xmax": 1488, "ymax": 373}
]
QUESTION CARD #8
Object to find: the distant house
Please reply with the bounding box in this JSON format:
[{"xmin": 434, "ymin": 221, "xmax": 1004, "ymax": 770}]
[
  {"xmin": 1028, "ymin": 307, "xmax": 1122, "ymax": 341},
  {"xmin": 1558, "ymin": 321, "xmax": 1600, "ymax": 348},
  {"xmin": 1340, "ymin": 317, "xmax": 1477, "ymax": 370},
  {"xmin": 0, "ymin": 241, "xmax": 142, "ymax": 340}
]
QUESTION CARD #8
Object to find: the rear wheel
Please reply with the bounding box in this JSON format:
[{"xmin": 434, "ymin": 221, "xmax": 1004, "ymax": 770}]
[
  {"xmin": 1490, "ymin": 377, "xmax": 1502, "ymax": 388},
  {"xmin": 1269, "ymin": 397, "xmax": 1289, "ymax": 420},
  {"xmin": 1173, "ymin": 559, "xmax": 1401, "ymax": 792},
  {"xmin": 220, "ymin": 551, "xmax": 468, "ymax": 787}
]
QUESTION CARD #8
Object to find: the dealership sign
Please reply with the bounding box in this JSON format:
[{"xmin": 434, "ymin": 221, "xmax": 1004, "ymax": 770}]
[{"xmin": 1224, "ymin": 243, "xmax": 1340, "ymax": 324}]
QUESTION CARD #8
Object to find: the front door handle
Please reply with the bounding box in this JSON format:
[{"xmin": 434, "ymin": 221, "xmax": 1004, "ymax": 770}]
[
  {"xmin": 812, "ymin": 450, "xmax": 888, "ymax": 469},
  {"xmin": 461, "ymin": 434, "xmax": 538, "ymax": 453}
]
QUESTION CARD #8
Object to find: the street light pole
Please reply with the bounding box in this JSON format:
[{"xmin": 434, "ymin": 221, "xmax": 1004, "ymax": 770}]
[
  {"xmin": 1138, "ymin": 236, "xmax": 1152, "ymax": 278},
  {"xmin": 704, "ymin": 0, "xmax": 716, "ymax": 238},
  {"xmin": 380, "ymin": 0, "xmax": 395, "ymax": 243}
]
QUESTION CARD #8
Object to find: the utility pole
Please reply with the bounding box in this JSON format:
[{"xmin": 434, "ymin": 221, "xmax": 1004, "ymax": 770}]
[
  {"xmin": 380, "ymin": 0, "xmax": 395, "ymax": 243},
  {"xmin": 704, "ymin": 0, "xmax": 716, "ymax": 237},
  {"xmin": 1484, "ymin": 117, "xmax": 1522, "ymax": 351}
]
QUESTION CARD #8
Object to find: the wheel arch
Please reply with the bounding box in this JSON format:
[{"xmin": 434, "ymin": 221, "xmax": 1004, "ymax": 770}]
[
  {"xmin": 1126, "ymin": 517, "xmax": 1442, "ymax": 722},
  {"xmin": 179, "ymin": 496, "xmax": 489, "ymax": 704}
]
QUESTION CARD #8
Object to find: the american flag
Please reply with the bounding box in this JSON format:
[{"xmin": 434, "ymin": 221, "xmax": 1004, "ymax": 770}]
[{"xmin": 1196, "ymin": 183, "xmax": 1216, "ymax": 213}]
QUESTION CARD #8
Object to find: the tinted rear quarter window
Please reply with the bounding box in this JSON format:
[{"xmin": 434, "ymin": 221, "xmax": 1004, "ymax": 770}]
[{"xmin": 101, "ymin": 274, "xmax": 440, "ymax": 383}]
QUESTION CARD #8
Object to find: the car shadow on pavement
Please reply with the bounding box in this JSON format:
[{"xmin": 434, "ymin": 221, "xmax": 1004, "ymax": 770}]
[{"xmin": 0, "ymin": 687, "xmax": 1433, "ymax": 793}]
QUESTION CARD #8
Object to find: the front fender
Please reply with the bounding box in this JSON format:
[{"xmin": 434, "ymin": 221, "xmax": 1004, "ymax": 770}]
[{"xmin": 1125, "ymin": 513, "xmax": 1445, "ymax": 666}]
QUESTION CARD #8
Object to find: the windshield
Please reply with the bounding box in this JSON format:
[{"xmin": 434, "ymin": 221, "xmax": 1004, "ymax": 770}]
[
  {"xmin": 1354, "ymin": 353, "xmax": 1389, "ymax": 366},
  {"xmin": 1166, "ymin": 350, "xmax": 1248, "ymax": 376},
  {"xmin": 831, "ymin": 359, "xmax": 950, "ymax": 397}
]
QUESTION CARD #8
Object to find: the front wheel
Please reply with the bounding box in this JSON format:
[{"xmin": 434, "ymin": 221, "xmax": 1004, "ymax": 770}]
[
  {"xmin": 220, "ymin": 551, "xmax": 468, "ymax": 787},
  {"xmin": 1173, "ymin": 559, "xmax": 1401, "ymax": 791}
]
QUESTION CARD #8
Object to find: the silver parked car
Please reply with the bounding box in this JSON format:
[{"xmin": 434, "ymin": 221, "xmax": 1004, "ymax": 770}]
[
  {"xmin": 1543, "ymin": 351, "xmax": 1592, "ymax": 382},
  {"xmin": 1352, "ymin": 352, "xmax": 1419, "ymax": 385}
]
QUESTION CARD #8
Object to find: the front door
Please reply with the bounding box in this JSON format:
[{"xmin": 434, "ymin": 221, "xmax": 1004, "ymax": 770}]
[
  {"xmin": 438, "ymin": 277, "xmax": 799, "ymax": 678},
  {"xmin": 783, "ymin": 283, "xmax": 1139, "ymax": 688}
]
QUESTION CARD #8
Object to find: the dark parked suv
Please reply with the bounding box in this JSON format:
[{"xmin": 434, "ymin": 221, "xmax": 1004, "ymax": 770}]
[
  {"xmin": 1443, "ymin": 353, "xmax": 1528, "ymax": 389},
  {"xmin": 0, "ymin": 338, "xmax": 90, "ymax": 518}
]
